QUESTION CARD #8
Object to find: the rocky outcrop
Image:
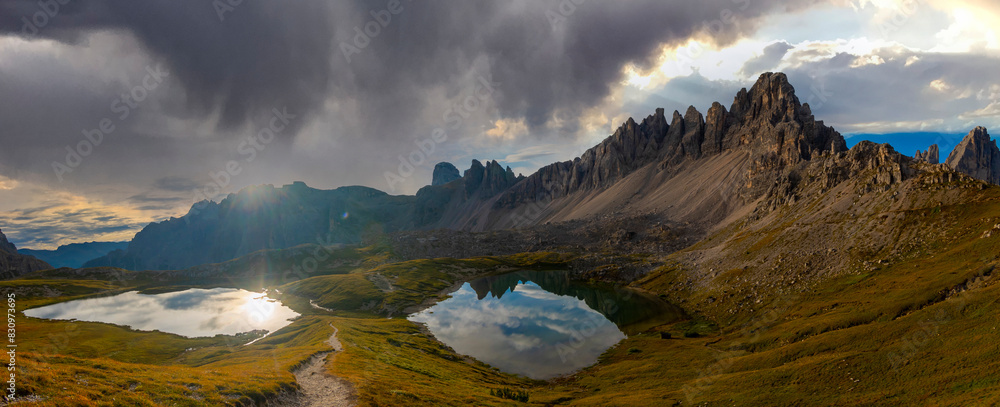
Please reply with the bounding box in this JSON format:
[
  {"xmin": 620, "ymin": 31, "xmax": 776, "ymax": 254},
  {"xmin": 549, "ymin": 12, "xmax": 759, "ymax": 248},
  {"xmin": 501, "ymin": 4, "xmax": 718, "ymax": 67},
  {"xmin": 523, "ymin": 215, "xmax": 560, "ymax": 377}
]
[
  {"xmin": 818, "ymin": 141, "xmax": 913, "ymax": 191},
  {"xmin": 496, "ymin": 72, "xmax": 848, "ymax": 208},
  {"xmin": 945, "ymin": 127, "xmax": 1000, "ymax": 184},
  {"xmin": 432, "ymin": 162, "xmax": 461, "ymax": 186},
  {"xmin": 0, "ymin": 229, "xmax": 51, "ymax": 279},
  {"xmin": 915, "ymin": 145, "xmax": 939, "ymax": 164}
]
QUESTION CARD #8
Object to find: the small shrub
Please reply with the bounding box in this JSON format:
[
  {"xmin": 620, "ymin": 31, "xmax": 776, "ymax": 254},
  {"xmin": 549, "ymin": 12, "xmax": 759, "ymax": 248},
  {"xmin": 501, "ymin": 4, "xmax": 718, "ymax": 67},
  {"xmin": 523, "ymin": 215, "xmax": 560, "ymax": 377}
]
[
  {"xmin": 490, "ymin": 387, "xmax": 529, "ymax": 402},
  {"xmin": 627, "ymin": 347, "xmax": 642, "ymax": 354},
  {"xmin": 684, "ymin": 331, "xmax": 700, "ymax": 338},
  {"xmin": 659, "ymin": 332, "xmax": 671, "ymax": 339}
]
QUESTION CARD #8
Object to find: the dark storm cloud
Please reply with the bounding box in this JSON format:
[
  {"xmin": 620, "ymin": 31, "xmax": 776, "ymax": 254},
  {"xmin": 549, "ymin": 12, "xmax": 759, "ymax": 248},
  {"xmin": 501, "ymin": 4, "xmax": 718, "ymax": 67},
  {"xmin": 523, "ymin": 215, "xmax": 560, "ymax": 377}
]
[
  {"xmin": 127, "ymin": 192, "xmax": 186, "ymax": 211},
  {"xmin": 640, "ymin": 72, "xmax": 743, "ymax": 116},
  {"xmin": 739, "ymin": 41, "xmax": 794, "ymax": 77},
  {"xmin": 0, "ymin": 0, "xmax": 836, "ymax": 247},
  {"xmin": 127, "ymin": 192, "xmax": 185, "ymax": 204},
  {"xmin": 153, "ymin": 177, "xmax": 200, "ymax": 193},
  {"xmin": 1, "ymin": 0, "xmax": 822, "ymax": 141},
  {"xmin": 1, "ymin": 0, "xmax": 334, "ymax": 132},
  {"xmin": 327, "ymin": 0, "xmax": 824, "ymax": 140}
]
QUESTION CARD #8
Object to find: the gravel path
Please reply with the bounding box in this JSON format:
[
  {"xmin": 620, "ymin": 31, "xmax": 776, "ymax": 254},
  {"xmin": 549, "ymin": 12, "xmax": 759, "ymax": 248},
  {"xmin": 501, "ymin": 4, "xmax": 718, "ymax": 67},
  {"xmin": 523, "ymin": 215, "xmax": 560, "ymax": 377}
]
[{"xmin": 286, "ymin": 325, "xmax": 356, "ymax": 407}]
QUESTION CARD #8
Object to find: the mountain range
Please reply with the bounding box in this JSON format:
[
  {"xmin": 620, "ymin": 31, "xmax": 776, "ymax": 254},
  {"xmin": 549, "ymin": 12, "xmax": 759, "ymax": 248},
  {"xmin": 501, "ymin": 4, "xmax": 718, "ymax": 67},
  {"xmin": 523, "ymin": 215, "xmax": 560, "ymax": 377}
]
[
  {"xmin": 18, "ymin": 241, "xmax": 128, "ymax": 269},
  {"xmin": 66, "ymin": 73, "xmax": 1000, "ymax": 273}
]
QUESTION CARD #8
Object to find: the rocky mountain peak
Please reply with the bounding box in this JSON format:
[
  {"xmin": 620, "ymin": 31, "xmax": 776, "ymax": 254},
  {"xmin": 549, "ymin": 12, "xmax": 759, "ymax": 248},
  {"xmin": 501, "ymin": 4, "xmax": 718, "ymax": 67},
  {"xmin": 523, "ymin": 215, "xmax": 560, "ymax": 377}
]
[
  {"xmin": 463, "ymin": 159, "xmax": 520, "ymax": 198},
  {"xmin": 945, "ymin": 126, "xmax": 1000, "ymax": 184},
  {"xmin": 735, "ymin": 72, "xmax": 802, "ymax": 125},
  {"xmin": 680, "ymin": 105, "xmax": 706, "ymax": 158},
  {"xmin": 432, "ymin": 162, "xmax": 461, "ymax": 186},
  {"xmin": 494, "ymin": 72, "xmax": 847, "ymax": 209},
  {"xmin": 914, "ymin": 144, "xmax": 940, "ymax": 164}
]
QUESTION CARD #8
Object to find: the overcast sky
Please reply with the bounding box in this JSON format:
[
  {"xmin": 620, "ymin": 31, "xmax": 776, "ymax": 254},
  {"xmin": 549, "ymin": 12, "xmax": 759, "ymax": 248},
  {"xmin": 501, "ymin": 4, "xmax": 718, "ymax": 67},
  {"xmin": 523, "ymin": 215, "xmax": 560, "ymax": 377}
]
[{"xmin": 1, "ymin": 0, "xmax": 999, "ymax": 249}]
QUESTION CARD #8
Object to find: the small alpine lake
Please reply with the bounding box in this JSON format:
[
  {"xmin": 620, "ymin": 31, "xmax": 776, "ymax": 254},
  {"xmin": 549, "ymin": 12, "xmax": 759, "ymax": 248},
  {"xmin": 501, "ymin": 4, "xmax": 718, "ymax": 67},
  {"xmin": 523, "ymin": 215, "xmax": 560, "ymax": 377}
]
[
  {"xmin": 407, "ymin": 270, "xmax": 685, "ymax": 379},
  {"xmin": 24, "ymin": 288, "xmax": 299, "ymax": 338}
]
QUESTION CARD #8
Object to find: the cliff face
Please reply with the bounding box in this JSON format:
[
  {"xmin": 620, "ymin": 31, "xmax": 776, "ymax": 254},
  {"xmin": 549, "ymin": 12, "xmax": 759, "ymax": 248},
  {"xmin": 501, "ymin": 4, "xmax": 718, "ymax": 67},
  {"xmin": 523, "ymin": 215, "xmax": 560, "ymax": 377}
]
[
  {"xmin": 946, "ymin": 127, "xmax": 1000, "ymax": 184},
  {"xmin": 0, "ymin": 229, "xmax": 51, "ymax": 279}
]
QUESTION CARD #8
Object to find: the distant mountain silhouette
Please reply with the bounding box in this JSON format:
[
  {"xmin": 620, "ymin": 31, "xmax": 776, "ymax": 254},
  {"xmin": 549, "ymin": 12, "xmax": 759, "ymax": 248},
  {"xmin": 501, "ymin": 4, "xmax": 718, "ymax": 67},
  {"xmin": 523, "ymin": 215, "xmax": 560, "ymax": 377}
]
[{"xmin": 19, "ymin": 241, "xmax": 128, "ymax": 269}]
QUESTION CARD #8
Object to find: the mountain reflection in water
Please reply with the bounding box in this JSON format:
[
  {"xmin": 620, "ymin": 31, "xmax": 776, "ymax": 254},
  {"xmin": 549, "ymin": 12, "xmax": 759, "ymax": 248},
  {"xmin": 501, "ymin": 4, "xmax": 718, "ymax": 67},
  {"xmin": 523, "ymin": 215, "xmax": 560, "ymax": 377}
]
[{"xmin": 408, "ymin": 270, "xmax": 684, "ymax": 379}]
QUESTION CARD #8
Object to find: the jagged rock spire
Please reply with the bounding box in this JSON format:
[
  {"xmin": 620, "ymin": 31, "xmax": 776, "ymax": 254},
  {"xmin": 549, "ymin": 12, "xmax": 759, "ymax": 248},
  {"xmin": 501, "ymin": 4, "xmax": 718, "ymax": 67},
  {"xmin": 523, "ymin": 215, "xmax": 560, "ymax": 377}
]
[
  {"xmin": 463, "ymin": 159, "xmax": 520, "ymax": 198},
  {"xmin": 946, "ymin": 126, "xmax": 1000, "ymax": 184},
  {"xmin": 915, "ymin": 145, "xmax": 940, "ymax": 164}
]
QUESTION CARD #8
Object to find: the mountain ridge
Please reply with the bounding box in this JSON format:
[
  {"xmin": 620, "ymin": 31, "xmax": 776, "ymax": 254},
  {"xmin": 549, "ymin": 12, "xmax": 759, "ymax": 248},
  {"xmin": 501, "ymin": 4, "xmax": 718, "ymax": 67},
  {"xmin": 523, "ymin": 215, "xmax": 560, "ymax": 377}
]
[{"xmin": 83, "ymin": 73, "xmax": 995, "ymax": 271}]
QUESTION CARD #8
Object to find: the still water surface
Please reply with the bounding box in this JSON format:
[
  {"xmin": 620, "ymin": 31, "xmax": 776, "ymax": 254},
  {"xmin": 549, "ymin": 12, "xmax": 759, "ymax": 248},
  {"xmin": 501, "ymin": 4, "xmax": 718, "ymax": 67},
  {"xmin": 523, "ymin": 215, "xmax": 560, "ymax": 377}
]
[
  {"xmin": 408, "ymin": 270, "xmax": 684, "ymax": 379},
  {"xmin": 24, "ymin": 288, "xmax": 299, "ymax": 338}
]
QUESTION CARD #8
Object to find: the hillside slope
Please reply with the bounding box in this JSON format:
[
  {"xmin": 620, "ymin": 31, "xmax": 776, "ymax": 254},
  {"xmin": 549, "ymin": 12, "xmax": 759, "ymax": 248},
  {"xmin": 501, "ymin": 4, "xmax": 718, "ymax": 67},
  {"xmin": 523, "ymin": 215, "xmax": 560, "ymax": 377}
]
[{"xmin": 532, "ymin": 142, "xmax": 1000, "ymax": 405}]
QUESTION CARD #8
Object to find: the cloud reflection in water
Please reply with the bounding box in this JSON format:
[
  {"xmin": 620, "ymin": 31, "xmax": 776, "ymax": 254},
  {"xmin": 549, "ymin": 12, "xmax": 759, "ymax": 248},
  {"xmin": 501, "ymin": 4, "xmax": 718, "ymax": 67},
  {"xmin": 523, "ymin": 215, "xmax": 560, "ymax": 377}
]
[
  {"xmin": 24, "ymin": 288, "xmax": 298, "ymax": 338},
  {"xmin": 409, "ymin": 281, "xmax": 626, "ymax": 379}
]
